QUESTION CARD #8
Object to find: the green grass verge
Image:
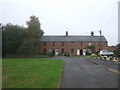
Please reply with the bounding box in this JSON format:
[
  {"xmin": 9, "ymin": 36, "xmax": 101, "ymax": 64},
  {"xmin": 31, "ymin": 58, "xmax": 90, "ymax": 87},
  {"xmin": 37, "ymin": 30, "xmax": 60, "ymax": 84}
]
[
  {"xmin": 33, "ymin": 55, "xmax": 49, "ymax": 58},
  {"xmin": 2, "ymin": 58, "xmax": 63, "ymax": 88},
  {"xmin": 87, "ymin": 56, "xmax": 98, "ymax": 59},
  {"xmin": 72, "ymin": 55, "xmax": 98, "ymax": 59}
]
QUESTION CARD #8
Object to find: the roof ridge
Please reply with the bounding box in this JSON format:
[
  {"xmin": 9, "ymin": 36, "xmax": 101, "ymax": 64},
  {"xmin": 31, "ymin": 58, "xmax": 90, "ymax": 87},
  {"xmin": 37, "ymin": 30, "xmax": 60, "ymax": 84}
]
[{"xmin": 41, "ymin": 35, "xmax": 107, "ymax": 42}]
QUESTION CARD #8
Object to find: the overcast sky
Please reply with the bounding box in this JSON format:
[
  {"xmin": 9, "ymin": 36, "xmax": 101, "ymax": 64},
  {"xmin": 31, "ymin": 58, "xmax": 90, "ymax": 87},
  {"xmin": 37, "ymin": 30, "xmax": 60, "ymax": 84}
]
[{"xmin": 0, "ymin": 0, "xmax": 119, "ymax": 46}]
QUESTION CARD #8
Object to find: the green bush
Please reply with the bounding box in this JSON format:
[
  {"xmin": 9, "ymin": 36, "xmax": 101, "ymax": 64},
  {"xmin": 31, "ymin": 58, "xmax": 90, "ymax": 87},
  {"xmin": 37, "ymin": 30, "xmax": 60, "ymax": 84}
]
[{"xmin": 48, "ymin": 52, "xmax": 53, "ymax": 57}]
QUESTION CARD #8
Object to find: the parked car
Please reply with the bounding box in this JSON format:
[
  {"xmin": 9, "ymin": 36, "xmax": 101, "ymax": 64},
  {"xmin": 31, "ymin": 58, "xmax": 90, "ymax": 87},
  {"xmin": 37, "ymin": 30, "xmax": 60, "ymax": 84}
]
[{"xmin": 99, "ymin": 50, "xmax": 114, "ymax": 56}]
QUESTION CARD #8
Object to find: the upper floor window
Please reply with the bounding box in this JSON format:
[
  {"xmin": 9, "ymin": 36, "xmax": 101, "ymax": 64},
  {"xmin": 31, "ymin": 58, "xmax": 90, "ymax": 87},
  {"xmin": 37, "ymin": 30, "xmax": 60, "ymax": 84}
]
[
  {"xmin": 80, "ymin": 42, "xmax": 83, "ymax": 46},
  {"xmin": 88, "ymin": 42, "xmax": 92, "ymax": 46},
  {"xmin": 71, "ymin": 42, "xmax": 74, "ymax": 46},
  {"xmin": 71, "ymin": 48, "xmax": 74, "ymax": 53},
  {"xmin": 52, "ymin": 42, "xmax": 55, "ymax": 46},
  {"xmin": 61, "ymin": 42, "xmax": 64, "ymax": 46},
  {"xmin": 61, "ymin": 48, "xmax": 64, "ymax": 53},
  {"xmin": 98, "ymin": 42, "xmax": 101, "ymax": 46},
  {"xmin": 43, "ymin": 42, "xmax": 46, "ymax": 46},
  {"xmin": 98, "ymin": 44, "xmax": 100, "ymax": 47}
]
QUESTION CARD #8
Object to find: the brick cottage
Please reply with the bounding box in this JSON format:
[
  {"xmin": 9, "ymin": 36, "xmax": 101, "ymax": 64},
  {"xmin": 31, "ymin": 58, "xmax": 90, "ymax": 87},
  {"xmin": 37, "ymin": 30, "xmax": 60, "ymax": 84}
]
[{"xmin": 39, "ymin": 31, "xmax": 114, "ymax": 56}]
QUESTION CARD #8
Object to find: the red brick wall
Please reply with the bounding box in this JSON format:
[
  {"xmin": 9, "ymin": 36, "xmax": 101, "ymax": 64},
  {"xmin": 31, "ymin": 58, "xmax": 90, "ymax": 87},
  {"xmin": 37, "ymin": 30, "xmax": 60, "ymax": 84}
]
[
  {"xmin": 39, "ymin": 41, "xmax": 109, "ymax": 55},
  {"xmin": 107, "ymin": 46, "xmax": 115, "ymax": 51}
]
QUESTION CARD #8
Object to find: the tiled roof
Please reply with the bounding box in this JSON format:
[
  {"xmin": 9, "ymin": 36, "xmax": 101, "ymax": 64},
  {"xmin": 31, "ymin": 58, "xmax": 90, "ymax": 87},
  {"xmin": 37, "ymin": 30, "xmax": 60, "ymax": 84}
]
[{"xmin": 41, "ymin": 35, "xmax": 107, "ymax": 42}]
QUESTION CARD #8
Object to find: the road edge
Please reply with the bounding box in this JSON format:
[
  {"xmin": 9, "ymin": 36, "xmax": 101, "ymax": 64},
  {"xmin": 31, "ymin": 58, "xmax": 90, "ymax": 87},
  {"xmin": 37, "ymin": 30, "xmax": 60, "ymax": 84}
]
[{"xmin": 59, "ymin": 60, "xmax": 65, "ymax": 88}]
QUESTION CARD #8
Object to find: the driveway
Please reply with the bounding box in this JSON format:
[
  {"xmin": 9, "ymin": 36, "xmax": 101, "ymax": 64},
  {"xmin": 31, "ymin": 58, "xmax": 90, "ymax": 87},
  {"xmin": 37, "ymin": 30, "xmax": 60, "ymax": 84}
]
[{"xmin": 55, "ymin": 56, "xmax": 119, "ymax": 88}]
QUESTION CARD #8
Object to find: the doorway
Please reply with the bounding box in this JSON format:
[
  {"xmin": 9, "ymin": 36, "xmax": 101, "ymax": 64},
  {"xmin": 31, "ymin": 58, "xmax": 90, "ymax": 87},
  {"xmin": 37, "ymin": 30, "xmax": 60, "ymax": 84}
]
[
  {"xmin": 80, "ymin": 49, "xmax": 83, "ymax": 55},
  {"xmin": 77, "ymin": 49, "xmax": 80, "ymax": 55},
  {"xmin": 55, "ymin": 48, "xmax": 59, "ymax": 56}
]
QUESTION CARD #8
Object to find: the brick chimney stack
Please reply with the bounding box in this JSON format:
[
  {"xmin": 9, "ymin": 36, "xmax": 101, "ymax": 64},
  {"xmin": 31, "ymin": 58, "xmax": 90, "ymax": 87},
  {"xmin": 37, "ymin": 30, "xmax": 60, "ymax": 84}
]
[
  {"xmin": 91, "ymin": 31, "xmax": 94, "ymax": 36},
  {"xmin": 66, "ymin": 31, "xmax": 68, "ymax": 36}
]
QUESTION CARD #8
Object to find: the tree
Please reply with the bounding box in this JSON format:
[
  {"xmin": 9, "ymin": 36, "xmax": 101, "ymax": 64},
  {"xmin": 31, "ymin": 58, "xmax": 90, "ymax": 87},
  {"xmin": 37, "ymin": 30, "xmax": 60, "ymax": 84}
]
[
  {"xmin": 114, "ymin": 44, "xmax": 120, "ymax": 58},
  {"xmin": 26, "ymin": 15, "xmax": 44, "ymax": 55},
  {"xmin": 87, "ymin": 45, "xmax": 95, "ymax": 54},
  {"xmin": 2, "ymin": 16, "xmax": 44, "ymax": 57},
  {"xmin": 2, "ymin": 23, "xmax": 26, "ymax": 57}
]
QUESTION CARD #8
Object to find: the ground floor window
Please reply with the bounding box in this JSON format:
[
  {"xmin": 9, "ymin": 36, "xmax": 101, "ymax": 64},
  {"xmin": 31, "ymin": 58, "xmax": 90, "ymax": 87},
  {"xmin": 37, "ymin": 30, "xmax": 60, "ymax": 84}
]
[
  {"xmin": 71, "ymin": 48, "xmax": 74, "ymax": 53},
  {"xmin": 61, "ymin": 48, "xmax": 64, "ymax": 53},
  {"xmin": 43, "ymin": 48, "xmax": 46, "ymax": 55},
  {"xmin": 49, "ymin": 48, "xmax": 53, "ymax": 52}
]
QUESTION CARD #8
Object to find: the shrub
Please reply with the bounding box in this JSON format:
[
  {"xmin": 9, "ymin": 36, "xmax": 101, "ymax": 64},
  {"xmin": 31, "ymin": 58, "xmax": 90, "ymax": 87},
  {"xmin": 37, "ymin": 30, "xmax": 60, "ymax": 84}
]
[
  {"xmin": 91, "ymin": 53, "xmax": 97, "ymax": 57},
  {"xmin": 48, "ymin": 52, "xmax": 53, "ymax": 57}
]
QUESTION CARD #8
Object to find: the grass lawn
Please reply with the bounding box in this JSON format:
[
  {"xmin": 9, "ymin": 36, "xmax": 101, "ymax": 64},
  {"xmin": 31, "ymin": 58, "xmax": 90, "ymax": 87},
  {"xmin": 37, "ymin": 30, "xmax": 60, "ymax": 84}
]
[
  {"xmin": 72, "ymin": 55, "xmax": 98, "ymax": 59},
  {"xmin": 2, "ymin": 58, "xmax": 63, "ymax": 88},
  {"xmin": 33, "ymin": 55, "xmax": 49, "ymax": 58}
]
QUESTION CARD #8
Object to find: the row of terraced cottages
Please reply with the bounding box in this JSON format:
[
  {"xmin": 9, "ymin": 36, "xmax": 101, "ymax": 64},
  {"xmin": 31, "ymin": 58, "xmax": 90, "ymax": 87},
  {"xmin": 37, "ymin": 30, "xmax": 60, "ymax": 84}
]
[{"xmin": 39, "ymin": 31, "xmax": 114, "ymax": 56}]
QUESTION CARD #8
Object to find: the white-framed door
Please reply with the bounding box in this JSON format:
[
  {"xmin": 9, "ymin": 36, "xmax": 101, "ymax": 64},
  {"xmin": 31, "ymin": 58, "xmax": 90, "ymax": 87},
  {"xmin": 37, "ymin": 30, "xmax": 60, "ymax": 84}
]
[
  {"xmin": 55, "ymin": 48, "xmax": 59, "ymax": 56},
  {"xmin": 83, "ymin": 49, "xmax": 86, "ymax": 55},
  {"xmin": 77, "ymin": 49, "xmax": 80, "ymax": 55}
]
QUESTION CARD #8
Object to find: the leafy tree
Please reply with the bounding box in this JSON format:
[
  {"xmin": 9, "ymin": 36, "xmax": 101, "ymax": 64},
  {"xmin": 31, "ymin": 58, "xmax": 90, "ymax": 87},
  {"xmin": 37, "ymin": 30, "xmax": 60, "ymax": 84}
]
[
  {"xmin": 87, "ymin": 45, "xmax": 95, "ymax": 54},
  {"xmin": 2, "ymin": 15, "xmax": 44, "ymax": 57},
  {"xmin": 114, "ymin": 44, "xmax": 120, "ymax": 58},
  {"xmin": 2, "ymin": 23, "xmax": 26, "ymax": 57},
  {"xmin": 26, "ymin": 15, "xmax": 44, "ymax": 55}
]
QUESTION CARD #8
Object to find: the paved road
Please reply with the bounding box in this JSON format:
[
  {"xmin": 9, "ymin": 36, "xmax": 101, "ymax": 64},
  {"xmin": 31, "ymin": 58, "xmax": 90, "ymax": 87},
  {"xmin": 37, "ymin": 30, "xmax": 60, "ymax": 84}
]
[{"xmin": 55, "ymin": 56, "xmax": 119, "ymax": 88}]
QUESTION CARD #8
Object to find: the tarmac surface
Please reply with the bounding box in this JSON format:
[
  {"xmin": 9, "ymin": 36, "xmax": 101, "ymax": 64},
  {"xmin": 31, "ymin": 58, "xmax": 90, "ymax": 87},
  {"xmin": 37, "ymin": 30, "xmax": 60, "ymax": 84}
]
[
  {"xmin": 54, "ymin": 56, "xmax": 119, "ymax": 88},
  {"xmin": 84, "ymin": 57, "xmax": 119, "ymax": 71}
]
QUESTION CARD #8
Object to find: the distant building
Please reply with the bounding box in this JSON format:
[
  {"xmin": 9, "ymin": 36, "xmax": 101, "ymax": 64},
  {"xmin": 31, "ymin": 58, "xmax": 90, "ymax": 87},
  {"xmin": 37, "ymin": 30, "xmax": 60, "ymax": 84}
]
[{"xmin": 39, "ymin": 31, "xmax": 113, "ymax": 55}]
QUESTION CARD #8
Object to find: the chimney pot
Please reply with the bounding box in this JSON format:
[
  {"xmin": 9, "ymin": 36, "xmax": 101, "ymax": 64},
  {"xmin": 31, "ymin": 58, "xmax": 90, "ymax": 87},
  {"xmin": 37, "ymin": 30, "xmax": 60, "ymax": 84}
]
[
  {"xmin": 66, "ymin": 31, "xmax": 68, "ymax": 36},
  {"xmin": 91, "ymin": 31, "xmax": 94, "ymax": 36}
]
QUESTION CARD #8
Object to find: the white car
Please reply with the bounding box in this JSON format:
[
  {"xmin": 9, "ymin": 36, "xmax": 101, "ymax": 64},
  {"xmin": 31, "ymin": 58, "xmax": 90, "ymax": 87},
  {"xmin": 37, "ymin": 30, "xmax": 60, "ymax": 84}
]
[{"xmin": 99, "ymin": 50, "xmax": 114, "ymax": 56}]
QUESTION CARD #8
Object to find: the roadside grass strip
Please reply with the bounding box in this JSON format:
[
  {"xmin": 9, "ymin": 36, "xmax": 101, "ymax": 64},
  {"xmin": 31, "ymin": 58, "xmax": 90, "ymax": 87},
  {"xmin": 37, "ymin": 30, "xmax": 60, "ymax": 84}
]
[{"xmin": 108, "ymin": 69, "xmax": 120, "ymax": 75}]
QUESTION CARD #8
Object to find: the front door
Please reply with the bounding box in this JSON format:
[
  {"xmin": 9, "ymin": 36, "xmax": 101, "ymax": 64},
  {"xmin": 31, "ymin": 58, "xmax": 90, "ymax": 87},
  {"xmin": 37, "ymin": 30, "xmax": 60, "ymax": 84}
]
[
  {"xmin": 55, "ymin": 48, "xmax": 59, "ymax": 56},
  {"xmin": 83, "ymin": 49, "xmax": 86, "ymax": 55},
  {"xmin": 77, "ymin": 49, "xmax": 80, "ymax": 55},
  {"xmin": 80, "ymin": 49, "xmax": 83, "ymax": 55}
]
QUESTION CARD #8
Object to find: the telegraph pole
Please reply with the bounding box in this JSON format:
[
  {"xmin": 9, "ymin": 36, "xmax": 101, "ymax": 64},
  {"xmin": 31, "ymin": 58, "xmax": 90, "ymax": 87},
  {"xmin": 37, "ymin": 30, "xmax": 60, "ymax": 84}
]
[
  {"xmin": 65, "ymin": 28, "xmax": 69, "ymax": 56},
  {"xmin": 118, "ymin": 1, "xmax": 120, "ymax": 59},
  {"xmin": 99, "ymin": 30, "xmax": 102, "ymax": 51}
]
